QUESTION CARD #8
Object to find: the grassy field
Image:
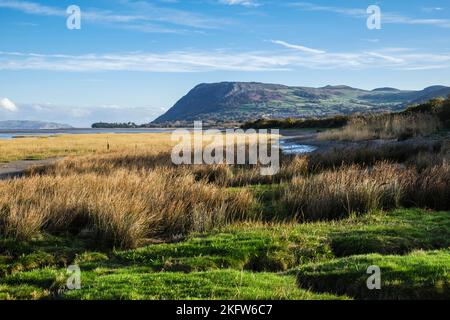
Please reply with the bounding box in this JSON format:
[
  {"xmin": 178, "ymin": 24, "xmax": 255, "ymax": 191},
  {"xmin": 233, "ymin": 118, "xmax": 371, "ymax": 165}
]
[
  {"xmin": 0, "ymin": 127, "xmax": 449, "ymax": 300},
  {"xmin": 0, "ymin": 133, "xmax": 175, "ymax": 163}
]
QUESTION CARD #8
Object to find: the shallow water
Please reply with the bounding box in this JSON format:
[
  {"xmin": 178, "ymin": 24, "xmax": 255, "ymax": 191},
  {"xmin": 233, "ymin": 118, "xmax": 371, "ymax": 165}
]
[{"xmin": 279, "ymin": 139, "xmax": 318, "ymax": 155}]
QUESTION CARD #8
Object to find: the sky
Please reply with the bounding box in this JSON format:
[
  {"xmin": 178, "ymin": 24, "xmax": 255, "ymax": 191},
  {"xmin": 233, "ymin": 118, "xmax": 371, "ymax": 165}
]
[{"xmin": 0, "ymin": 0, "xmax": 449, "ymax": 127}]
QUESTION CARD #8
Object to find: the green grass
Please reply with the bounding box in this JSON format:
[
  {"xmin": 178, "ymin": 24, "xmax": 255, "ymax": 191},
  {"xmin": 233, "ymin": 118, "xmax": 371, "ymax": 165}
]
[
  {"xmin": 0, "ymin": 208, "xmax": 448, "ymax": 299},
  {"xmin": 115, "ymin": 232, "xmax": 298, "ymax": 273},
  {"xmin": 0, "ymin": 235, "xmax": 99, "ymax": 277},
  {"xmin": 326, "ymin": 208, "xmax": 450, "ymax": 256},
  {"xmin": 293, "ymin": 249, "xmax": 450, "ymax": 300},
  {"xmin": 62, "ymin": 270, "xmax": 346, "ymax": 300}
]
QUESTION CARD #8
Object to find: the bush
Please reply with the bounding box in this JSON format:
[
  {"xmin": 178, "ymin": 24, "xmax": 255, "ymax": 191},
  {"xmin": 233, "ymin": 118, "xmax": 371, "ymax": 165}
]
[
  {"xmin": 404, "ymin": 95, "xmax": 450, "ymax": 128},
  {"xmin": 242, "ymin": 116, "xmax": 349, "ymax": 129}
]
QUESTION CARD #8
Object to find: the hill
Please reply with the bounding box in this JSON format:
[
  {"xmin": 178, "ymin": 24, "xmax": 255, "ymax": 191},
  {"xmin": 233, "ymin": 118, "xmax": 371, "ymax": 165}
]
[
  {"xmin": 0, "ymin": 120, "xmax": 73, "ymax": 130},
  {"xmin": 152, "ymin": 82, "xmax": 450, "ymax": 123}
]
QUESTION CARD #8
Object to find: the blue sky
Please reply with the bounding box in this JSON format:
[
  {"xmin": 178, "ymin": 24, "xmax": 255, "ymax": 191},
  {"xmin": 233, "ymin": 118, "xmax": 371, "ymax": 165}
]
[{"xmin": 0, "ymin": 0, "xmax": 449, "ymax": 126}]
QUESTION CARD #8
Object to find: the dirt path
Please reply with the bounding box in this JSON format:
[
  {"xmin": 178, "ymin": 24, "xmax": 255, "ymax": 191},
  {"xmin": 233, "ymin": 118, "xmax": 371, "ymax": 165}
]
[{"xmin": 0, "ymin": 158, "xmax": 60, "ymax": 180}]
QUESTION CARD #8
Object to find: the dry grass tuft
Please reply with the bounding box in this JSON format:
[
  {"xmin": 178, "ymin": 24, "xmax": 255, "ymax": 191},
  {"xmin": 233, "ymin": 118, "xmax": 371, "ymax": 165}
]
[
  {"xmin": 281, "ymin": 162, "xmax": 405, "ymax": 221},
  {"xmin": 0, "ymin": 168, "xmax": 255, "ymax": 248},
  {"xmin": 403, "ymin": 161, "xmax": 450, "ymax": 210},
  {"xmin": 281, "ymin": 161, "xmax": 450, "ymax": 221}
]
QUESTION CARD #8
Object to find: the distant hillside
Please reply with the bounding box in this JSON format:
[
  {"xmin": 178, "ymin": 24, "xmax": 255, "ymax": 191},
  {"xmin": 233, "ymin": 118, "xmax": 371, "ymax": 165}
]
[
  {"xmin": 0, "ymin": 120, "xmax": 73, "ymax": 130},
  {"xmin": 152, "ymin": 82, "xmax": 450, "ymax": 123}
]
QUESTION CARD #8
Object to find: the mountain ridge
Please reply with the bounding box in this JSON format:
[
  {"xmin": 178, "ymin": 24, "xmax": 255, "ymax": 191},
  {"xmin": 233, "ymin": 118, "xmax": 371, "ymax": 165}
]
[
  {"xmin": 153, "ymin": 82, "xmax": 450, "ymax": 124},
  {"xmin": 0, "ymin": 120, "xmax": 73, "ymax": 130}
]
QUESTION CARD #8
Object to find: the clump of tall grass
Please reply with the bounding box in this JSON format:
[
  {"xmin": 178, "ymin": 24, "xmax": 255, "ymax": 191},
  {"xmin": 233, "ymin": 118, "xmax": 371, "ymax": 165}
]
[
  {"xmin": 406, "ymin": 140, "xmax": 449, "ymax": 171},
  {"xmin": 318, "ymin": 113, "xmax": 440, "ymax": 141},
  {"xmin": 189, "ymin": 155, "xmax": 309, "ymax": 187},
  {"xmin": 0, "ymin": 169, "xmax": 255, "ymax": 248},
  {"xmin": 281, "ymin": 161, "xmax": 450, "ymax": 221},
  {"xmin": 403, "ymin": 161, "xmax": 450, "ymax": 210},
  {"xmin": 281, "ymin": 163, "xmax": 405, "ymax": 221}
]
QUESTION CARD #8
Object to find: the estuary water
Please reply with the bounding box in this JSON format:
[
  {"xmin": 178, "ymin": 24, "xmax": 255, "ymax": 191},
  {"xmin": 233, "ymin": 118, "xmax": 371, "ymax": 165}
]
[
  {"xmin": 279, "ymin": 139, "xmax": 318, "ymax": 155},
  {"xmin": 0, "ymin": 128, "xmax": 174, "ymax": 139}
]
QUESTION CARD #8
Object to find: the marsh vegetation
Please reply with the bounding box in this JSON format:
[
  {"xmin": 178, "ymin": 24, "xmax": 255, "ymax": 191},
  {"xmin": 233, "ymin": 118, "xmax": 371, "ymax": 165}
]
[{"xmin": 0, "ymin": 106, "xmax": 449, "ymax": 300}]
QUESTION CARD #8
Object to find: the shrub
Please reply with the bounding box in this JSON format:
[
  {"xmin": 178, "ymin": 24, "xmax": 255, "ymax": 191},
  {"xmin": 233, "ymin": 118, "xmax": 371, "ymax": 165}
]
[
  {"xmin": 242, "ymin": 116, "xmax": 349, "ymax": 130},
  {"xmin": 404, "ymin": 96, "xmax": 450, "ymax": 128}
]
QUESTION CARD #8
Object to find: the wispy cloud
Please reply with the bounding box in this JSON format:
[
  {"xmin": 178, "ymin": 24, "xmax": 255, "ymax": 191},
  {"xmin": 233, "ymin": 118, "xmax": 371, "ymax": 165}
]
[
  {"xmin": 219, "ymin": 0, "xmax": 260, "ymax": 7},
  {"xmin": 270, "ymin": 40, "xmax": 326, "ymax": 54},
  {"xmin": 0, "ymin": 0, "xmax": 232, "ymax": 33},
  {"xmin": 289, "ymin": 2, "xmax": 450, "ymax": 28},
  {"xmin": 1, "ymin": 44, "xmax": 449, "ymax": 73},
  {"xmin": 0, "ymin": 0, "xmax": 63, "ymax": 15},
  {"xmin": 421, "ymin": 7, "xmax": 444, "ymax": 13}
]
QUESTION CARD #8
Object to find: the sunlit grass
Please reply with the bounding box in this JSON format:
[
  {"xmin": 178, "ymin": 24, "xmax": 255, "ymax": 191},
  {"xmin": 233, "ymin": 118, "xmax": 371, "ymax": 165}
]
[
  {"xmin": 0, "ymin": 133, "xmax": 176, "ymax": 163},
  {"xmin": 293, "ymin": 249, "xmax": 450, "ymax": 300}
]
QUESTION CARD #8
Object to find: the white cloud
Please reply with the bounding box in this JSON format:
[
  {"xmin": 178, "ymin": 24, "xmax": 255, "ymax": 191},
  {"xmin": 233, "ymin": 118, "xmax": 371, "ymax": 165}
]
[
  {"xmin": 0, "ymin": 98, "xmax": 18, "ymax": 112},
  {"xmin": 0, "ymin": 0, "xmax": 63, "ymax": 16},
  {"xmin": 422, "ymin": 7, "xmax": 444, "ymax": 13},
  {"xmin": 365, "ymin": 52, "xmax": 404, "ymax": 64},
  {"xmin": 0, "ymin": 46, "xmax": 449, "ymax": 73},
  {"xmin": 0, "ymin": 0, "xmax": 232, "ymax": 33},
  {"xmin": 289, "ymin": 2, "xmax": 450, "ymax": 28},
  {"xmin": 270, "ymin": 40, "xmax": 326, "ymax": 54},
  {"xmin": 219, "ymin": 0, "xmax": 260, "ymax": 7}
]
